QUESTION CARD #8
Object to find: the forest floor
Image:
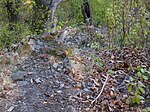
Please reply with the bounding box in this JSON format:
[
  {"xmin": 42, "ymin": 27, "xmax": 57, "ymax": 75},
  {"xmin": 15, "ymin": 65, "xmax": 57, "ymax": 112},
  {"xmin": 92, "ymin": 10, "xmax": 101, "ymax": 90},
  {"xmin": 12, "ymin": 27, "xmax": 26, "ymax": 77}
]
[{"xmin": 0, "ymin": 27, "xmax": 150, "ymax": 112}]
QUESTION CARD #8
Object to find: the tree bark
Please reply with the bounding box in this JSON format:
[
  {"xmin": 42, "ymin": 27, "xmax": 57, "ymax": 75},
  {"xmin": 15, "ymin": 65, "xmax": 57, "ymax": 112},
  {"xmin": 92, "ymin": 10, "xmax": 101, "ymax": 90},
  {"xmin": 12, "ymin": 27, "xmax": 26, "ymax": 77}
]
[
  {"xmin": 47, "ymin": 0, "xmax": 62, "ymax": 34},
  {"xmin": 81, "ymin": 0, "xmax": 92, "ymax": 25}
]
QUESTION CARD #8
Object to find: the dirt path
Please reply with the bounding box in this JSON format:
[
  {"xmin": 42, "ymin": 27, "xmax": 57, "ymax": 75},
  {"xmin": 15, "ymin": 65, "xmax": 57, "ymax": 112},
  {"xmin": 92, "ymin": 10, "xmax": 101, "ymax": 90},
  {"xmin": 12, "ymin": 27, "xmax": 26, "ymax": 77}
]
[
  {"xmin": 11, "ymin": 54, "xmax": 77, "ymax": 112},
  {"xmin": 0, "ymin": 28, "xmax": 150, "ymax": 112},
  {"xmin": 0, "ymin": 33, "xmax": 84, "ymax": 112}
]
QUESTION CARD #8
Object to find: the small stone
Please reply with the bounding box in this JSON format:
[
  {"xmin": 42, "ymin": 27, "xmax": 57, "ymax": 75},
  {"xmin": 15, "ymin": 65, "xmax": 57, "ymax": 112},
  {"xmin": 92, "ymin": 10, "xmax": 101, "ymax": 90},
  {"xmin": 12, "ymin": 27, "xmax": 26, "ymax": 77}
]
[
  {"xmin": 84, "ymin": 88, "xmax": 91, "ymax": 92},
  {"xmin": 11, "ymin": 71, "xmax": 25, "ymax": 81},
  {"xmin": 85, "ymin": 108, "xmax": 90, "ymax": 111},
  {"xmin": 27, "ymin": 72, "xmax": 34, "ymax": 75},
  {"xmin": 57, "ymin": 67, "xmax": 62, "ymax": 72},
  {"xmin": 59, "ymin": 83, "xmax": 65, "ymax": 89},
  {"xmin": 110, "ymin": 91, "xmax": 115, "ymax": 97},
  {"xmin": 53, "ymin": 63, "xmax": 58, "ymax": 69},
  {"xmin": 67, "ymin": 42, "xmax": 72, "ymax": 45},
  {"xmin": 35, "ymin": 78, "xmax": 42, "ymax": 84},
  {"xmin": 56, "ymin": 90, "xmax": 62, "ymax": 94},
  {"xmin": 7, "ymin": 106, "xmax": 15, "ymax": 112},
  {"xmin": 123, "ymin": 94, "xmax": 128, "ymax": 98}
]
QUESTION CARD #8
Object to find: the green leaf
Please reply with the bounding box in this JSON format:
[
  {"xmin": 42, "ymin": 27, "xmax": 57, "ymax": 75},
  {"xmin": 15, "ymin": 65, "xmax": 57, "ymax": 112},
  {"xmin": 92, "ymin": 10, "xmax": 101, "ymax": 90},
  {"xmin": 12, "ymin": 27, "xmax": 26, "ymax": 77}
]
[
  {"xmin": 138, "ymin": 81, "xmax": 145, "ymax": 87},
  {"xmin": 132, "ymin": 96, "xmax": 136, "ymax": 103},
  {"xmin": 140, "ymin": 68, "xmax": 145, "ymax": 73},
  {"xmin": 135, "ymin": 87, "xmax": 140, "ymax": 95},
  {"xmin": 128, "ymin": 85, "xmax": 132, "ymax": 92},
  {"xmin": 146, "ymin": 70, "xmax": 150, "ymax": 74},
  {"xmin": 137, "ymin": 72, "xmax": 142, "ymax": 77},
  {"xmin": 139, "ymin": 87, "xmax": 145, "ymax": 94},
  {"xmin": 135, "ymin": 67, "xmax": 142, "ymax": 71},
  {"xmin": 142, "ymin": 75, "xmax": 148, "ymax": 80},
  {"xmin": 129, "ymin": 76, "xmax": 134, "ymax": 82},
  {"xmin": 137, "ymin": 95, "xmax": 145, "ymax": 100},
  {"xmin": 135, "ymin": 95, "xmax": 141, "ymax": 104}
]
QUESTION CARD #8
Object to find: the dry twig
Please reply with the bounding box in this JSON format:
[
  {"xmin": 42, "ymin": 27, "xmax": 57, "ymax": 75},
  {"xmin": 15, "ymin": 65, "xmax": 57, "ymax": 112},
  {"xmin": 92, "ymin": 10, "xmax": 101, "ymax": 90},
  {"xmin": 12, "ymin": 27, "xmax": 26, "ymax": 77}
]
[{"xmin": 90, "ymin": 73, "xmax": 109, "ymax": 106}]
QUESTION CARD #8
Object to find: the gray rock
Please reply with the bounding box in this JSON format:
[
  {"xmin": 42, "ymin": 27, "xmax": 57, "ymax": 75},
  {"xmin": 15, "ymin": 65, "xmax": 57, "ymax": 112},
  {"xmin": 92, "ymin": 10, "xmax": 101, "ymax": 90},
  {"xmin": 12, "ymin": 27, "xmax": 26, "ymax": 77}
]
[
  {"xmin": 56, "ymin": 90, "xmax": 62, "ymax": 94},
  {"xmin": 17, "ymin": 81, "xmax": 28, "ymax": 87},
  {"xmin": 57, "ymin": 67, "xmax": 62, "ymax": 72},
  {"xmin": 65, "ymin": 105, "xmax": 77, "ymax": 112},
  {"xmin": 0, "ymin": 100, "xmax": 6, "ymax": 112},
  {"xmin": 0, "ymin": 100, "xmax": 12, "ymax": 112},
  {"xmin": 11, "ymin": 71, "xmax": 25, "ymax": 81},
  {"xmin": 53, "ymin": 63, "xmax": 58, "ymax": 69}
]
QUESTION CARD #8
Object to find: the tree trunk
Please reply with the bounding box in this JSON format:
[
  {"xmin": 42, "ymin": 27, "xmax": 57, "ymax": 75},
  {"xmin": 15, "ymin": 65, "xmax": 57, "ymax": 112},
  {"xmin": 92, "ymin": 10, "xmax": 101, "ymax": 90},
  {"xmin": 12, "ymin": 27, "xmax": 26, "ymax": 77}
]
[
  {"xmin": 47, "ymin": 0, "xmax": 62, "ymax": 34},
  {"xmin": 81, "ymin": 0, "xmax": 92, "ymax": 25}
]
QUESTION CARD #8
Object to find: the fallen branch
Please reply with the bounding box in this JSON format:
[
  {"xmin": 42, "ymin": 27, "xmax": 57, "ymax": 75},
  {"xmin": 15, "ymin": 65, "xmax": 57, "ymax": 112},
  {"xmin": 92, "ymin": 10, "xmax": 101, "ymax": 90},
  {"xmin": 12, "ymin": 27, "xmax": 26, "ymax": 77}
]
[{"xmin": 90, "ymin": 73, "xmax": 109, "ymax": 106}]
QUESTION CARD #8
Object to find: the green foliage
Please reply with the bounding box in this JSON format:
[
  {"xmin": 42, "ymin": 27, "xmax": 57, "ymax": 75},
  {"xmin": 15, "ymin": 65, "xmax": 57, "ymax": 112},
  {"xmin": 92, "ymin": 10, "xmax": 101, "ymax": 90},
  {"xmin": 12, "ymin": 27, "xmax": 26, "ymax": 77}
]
[
  {"xmin": 31, "ymin": 4, "xmax": 49, "ymax": 34},
  {"xmin": 0, "ymin": 0, "xmax": 31, "ymax": 49},
  {"xmin": 0, "ymin": 22, "xmax": 31, "ymax": 49},
  {"xmin": 0, "ymin": 0, "xmax": 43, "ymax": 49},
  {"xmin": 56, "ymin": 0, "xmax": 83, "ymax": 27},
  {"xmin": 104, "ymin": 0, "xmax": 150, "ymax": 48},
  {"xmin": 90, "ymin": 54, "xmax": 104, "ymax": 69},
  {"xmin": 126, "ymin": 67, "xmax": 149, "ymax": 104},
  {"xmin": 87, "ymin": 42, "xmax": 100, "ymax": 50},
  {"xmin": 94, "ymin": 57, "xmax": 103, "ymax": 67},
  {"xmin": 91, "ymin": 0, "xmax": 111, "ymax": 26},
  {"xmin": 0, "ymin": 24, "xmax": 16, "ymax": 49}
]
